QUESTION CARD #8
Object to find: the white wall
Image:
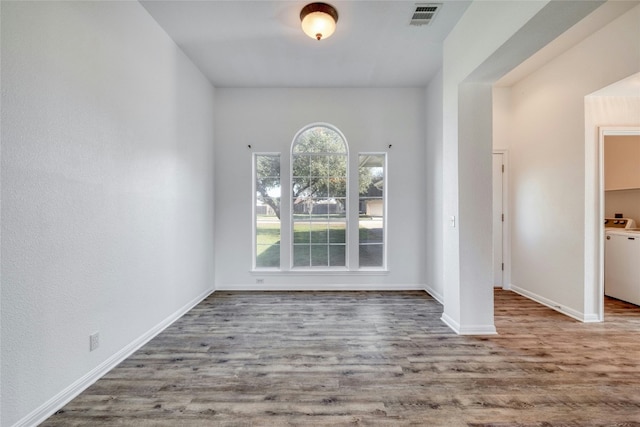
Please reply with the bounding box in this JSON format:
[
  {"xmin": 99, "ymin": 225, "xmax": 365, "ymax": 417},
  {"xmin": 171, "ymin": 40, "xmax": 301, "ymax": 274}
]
[
  {"xmin": 492, "ymin": 87, "xmax": 512, "ymax": 151},
  {"xmin": 1, "ymin": 2, "xmax": 215, "ymax": 425},
  {"xmin": 439, "ymin": 0, "xmax": 604, "ymax": 333},
  {"xmin": 425, "ymin": 71, "xmax": 444, "ymax": 302},
  {"xmin": 506, "ymin": 5, "xmax": 640, "ymax": 319},
  {"xmin": 585, "ymin": 92, "xmax": 640, "ymax": 319},
  {"xmin": 214, "ymin": 88, "xmax": 426, "ymax": 289},
  {"xmin": 440, "ymin": 0, "xmax": 550, "ymax": 334}
]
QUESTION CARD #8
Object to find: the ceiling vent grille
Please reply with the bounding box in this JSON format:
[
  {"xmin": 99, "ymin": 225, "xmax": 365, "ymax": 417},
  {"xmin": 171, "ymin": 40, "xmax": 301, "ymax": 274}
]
[{"xmin": 410, "ymin": 3, "xmax": 441, "ymax": 26}]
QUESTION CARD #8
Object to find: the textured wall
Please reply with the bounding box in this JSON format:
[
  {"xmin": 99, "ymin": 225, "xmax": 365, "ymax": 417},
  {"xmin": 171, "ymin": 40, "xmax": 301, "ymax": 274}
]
[
  {"xmin": 1, "ymin": 2, "xmax": 215, "ymax": 425},
  {"xmin": 214, "ymin": 88, "xmax": 426, "ymax": 289},
  {"xmin": 508, "ymin": 6, "xmax": 640, "ymax": 317},
  {"xmin": 440, "ymin": 0, "xmax": 550, "ymax": 332}
]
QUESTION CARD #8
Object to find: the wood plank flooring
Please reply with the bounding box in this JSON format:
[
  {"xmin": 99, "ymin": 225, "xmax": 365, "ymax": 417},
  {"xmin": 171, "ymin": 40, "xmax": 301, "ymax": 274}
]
[{"xmin": 44, "ymin": 290, "xmax": 640, "ymax": 426}]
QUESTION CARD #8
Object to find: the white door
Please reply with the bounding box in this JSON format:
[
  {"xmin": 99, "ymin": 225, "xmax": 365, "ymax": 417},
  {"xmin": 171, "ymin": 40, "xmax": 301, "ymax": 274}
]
[{"xmin": 493, "ymin": 153, "xmax": 504, "ymax": 287}]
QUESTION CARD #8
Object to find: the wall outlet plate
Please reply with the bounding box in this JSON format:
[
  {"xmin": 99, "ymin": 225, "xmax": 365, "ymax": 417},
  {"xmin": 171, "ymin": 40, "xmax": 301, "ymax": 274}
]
[{"xmin": 89, "ymin": 332, "xmax": 99, "ymax": 351}]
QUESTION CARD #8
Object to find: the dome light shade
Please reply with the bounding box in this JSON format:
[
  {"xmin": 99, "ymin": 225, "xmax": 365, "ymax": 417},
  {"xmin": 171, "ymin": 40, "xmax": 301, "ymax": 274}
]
[{"xmin": 300, "ymin": 3, "xmax": 338, "ymax": 41}]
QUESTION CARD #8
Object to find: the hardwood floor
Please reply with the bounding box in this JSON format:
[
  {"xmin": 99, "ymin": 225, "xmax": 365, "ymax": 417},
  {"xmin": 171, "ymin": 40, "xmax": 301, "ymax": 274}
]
[{"xmin": 44, "ymin": 290, "xmax": 640, "ymax": 426}]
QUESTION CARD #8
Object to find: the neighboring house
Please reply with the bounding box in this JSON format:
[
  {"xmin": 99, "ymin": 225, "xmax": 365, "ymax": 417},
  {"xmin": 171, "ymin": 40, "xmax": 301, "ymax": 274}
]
[
  {"xmin": 363, "ymin": 199, "xmax": 383, "ymax": 217},
  {"xmin": 255, "ymin": 202, "xmax": 276, "ymax": 217}
]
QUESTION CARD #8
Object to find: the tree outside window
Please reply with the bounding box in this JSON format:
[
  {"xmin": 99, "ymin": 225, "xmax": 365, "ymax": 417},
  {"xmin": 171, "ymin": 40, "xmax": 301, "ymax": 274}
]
[
  {"xmin": 291, "ymin": 125, "xmax": 348, "ymax": 267},
  {"xmin": 254, "ymin": 154, "xmax": 280, "ymax": 268},
  {"xmin": 253, "ymin": 124, "xmax": 384, "ymax": 270}
]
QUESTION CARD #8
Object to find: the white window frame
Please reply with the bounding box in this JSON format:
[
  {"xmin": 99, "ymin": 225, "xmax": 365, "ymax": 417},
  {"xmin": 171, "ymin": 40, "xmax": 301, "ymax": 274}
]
[
  {"xmin": 358, "ymin": 152, "xmax": 388, "ymax": 271},
  {"xmin": 290, "ymin": 123, "xmax": 350, "ymax": 271},
  {"xmin": 252, "ymin": 152, "xmax": 282, "ymax": 271}
]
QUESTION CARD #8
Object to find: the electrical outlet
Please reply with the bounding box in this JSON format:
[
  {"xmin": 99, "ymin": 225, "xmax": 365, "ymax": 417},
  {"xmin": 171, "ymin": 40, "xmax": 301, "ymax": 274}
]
[
  {"xmin": 90, "ymin": 332, "xmax": 100, "ymax": 351},
  {"xmin": 256, "ymin": 278, "xmax": 264, "ymax": 284}
]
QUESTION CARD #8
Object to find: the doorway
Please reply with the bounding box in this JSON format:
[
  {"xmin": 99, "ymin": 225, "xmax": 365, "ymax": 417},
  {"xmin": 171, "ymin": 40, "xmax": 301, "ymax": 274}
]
[
  {"xmin": 585, "ymin": 73, "xmax": 640, "ymax": 322},
  {"xmin": 599, "ymin": 127, "xmax": 640, "ymax": 318}
]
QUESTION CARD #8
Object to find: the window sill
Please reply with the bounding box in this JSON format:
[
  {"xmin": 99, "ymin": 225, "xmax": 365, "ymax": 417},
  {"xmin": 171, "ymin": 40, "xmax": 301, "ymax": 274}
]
[{"xmin": 250, "ymin": 269, "xmax": 389, "ymax": 276}]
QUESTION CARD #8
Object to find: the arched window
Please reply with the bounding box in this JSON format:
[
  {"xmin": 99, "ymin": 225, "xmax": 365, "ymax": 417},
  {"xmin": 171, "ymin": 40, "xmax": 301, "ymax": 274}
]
[
  {"xmin": 253, "ymin": 124, "xmax": 386, "ymax": 272},
  {"xmin": 291, "ymin": 124, "xmax": 348, "ymax": 268}
]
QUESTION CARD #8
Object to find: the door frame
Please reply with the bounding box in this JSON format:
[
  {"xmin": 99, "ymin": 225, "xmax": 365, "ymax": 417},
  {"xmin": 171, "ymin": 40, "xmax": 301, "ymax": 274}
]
[
  {"xmin": 597, "ymin": 126, "xmax": 640, "ymax": 320},
  {"xmin": 493, "ymin": 149, "xmax": 510, "ymax": 290}
]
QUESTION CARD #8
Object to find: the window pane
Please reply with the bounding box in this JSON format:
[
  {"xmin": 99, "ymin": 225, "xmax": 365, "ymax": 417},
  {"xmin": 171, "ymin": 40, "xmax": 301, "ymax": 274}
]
[
  {"xmin": 359, "ymin": 217, "xmax": 383, "ymax": 244},
  {"xmin": 293, "ymin": 221, "xmax": 312, "ymax": 243},
  {"xmin": 257, "ymin": 221, "xmax": 281, "ymax": 243},
  {"xmin": 328, "ymin": 217, "xmax": 346, "ymax": 244},
  {"xmin": 257, "ymin": 155, "xmax": 280, "ymax": 178},
  {"xmin": 291, "ymin": 124, "xmax": 348, "ymax": 269},
  {"xmin": 293, "ymin": 244, "xmax": 310, "ymax": 267},
  {"xmin": 311, "ymin": 199, "xmax": 332, "ymax": 215},
  {"xmin": 327, "ymin": 155, "xmax": 347, "ymax": 177},
  {"xmin": 255, "ymin": 154, "xmax": 280, "ymax": 269},
  {"xmin": 359, "ymin": 154, "xmax": 385, "ymax": 268},
  {"xmin": 292, "ymin": 177, "xmax": 311, "ymax": 198},
  {"xmin": 331, "ymin": 199, "xmax": 346, "ymax": 215},
  {"xmin": 359, "ymin": 244, "xmax": 383, "ymax": 267},
  {"xmin": 310, "ymin": 155, "xmax": 327, "ymax": 177},
  {"xmin": 328, "ymin": 178, "xmax": 347, "ymax": 198},
  {"xmin": 292, "ymin": 156, "xmax": 310, "ymax": 177},
  {"xmin": 256, "ymin": 245, "xmax": 280, "ymax": 268},
  {"xmin": 329, "ymin": 245, "xmax": 346, "ymax": 267},
  {"xmin": 310, "ymin": 245, "xmax": 328, "ymax": 266},
  {"xmin": 292, "ymin": 127, "xmax": 347, "ymax": 154},
  {"xmin": 310, "ymin": 222, "xmax": 328, "ymax": 243},
  {"xmin": 312, "ymin": 182, "xmax": 329, "ymax": 198}
]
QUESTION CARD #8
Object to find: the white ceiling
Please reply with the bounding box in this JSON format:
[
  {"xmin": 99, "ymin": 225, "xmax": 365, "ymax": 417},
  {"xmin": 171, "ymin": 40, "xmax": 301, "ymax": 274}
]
[{"xmin": 140, "ymin": 0, "xmax": 471, "ymax": 88}]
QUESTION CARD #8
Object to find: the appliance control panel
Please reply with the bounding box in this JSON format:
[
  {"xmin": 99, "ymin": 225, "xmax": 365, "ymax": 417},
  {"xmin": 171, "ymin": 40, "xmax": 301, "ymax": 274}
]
[{"xmin": 604, "ymin": 218, "xmax": 637, "ymax": 229}]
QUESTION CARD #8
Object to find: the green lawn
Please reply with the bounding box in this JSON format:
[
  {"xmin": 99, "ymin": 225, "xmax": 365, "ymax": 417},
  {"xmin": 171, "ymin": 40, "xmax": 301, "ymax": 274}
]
[{"xmin": 256, "ymin": 218, "xmax": 383, "ymax": 268}]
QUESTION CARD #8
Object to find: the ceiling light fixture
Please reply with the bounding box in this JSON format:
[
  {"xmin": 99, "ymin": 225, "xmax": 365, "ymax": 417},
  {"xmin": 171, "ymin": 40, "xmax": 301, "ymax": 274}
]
[{"xmin": 300, "ymin": 2, "xmax": 338, "ymax": 41}]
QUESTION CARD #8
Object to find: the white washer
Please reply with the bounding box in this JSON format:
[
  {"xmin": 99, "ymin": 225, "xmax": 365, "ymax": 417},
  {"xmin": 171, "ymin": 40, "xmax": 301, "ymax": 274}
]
[{"xmin": 605, "ymin": 228, "xmax": 640, "ymax": 306}]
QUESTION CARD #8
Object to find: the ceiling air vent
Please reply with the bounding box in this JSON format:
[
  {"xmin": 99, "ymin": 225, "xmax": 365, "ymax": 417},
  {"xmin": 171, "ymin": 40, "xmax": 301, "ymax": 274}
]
[{"xmin": 410, "ymin": 3, "xmax": 441, "ymax": 26}]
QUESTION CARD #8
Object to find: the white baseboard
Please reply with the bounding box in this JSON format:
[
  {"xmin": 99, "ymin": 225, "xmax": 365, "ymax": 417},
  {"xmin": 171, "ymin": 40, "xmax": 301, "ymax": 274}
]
[
  {"xmin": 13, "ymin": 288, "xmax": 214, "ymax": 427},
  {"xmin": 215, "ymin": 283, "xmax": 424, "ymax": 291},
  {"xmin": 458, "ymin": 324, "xmax": 497, "ymax": 335},
  {"xmin": 583, "ymin": 313, "xmax": 601, "ymax": 323},
  {"xmin": 424, "ymin": 285, "xmax": 444, "ymax": 305},
  {"xmin": 441, "ymin": 312, "xmax": 460, "ymax": 333},
  {"xmin": 509, "ymin": 284, "xmax": 588, "ymax": 322},
  {"xmin": 440, "ymin": 313, "xmax": 497, "ymax": 335}
]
